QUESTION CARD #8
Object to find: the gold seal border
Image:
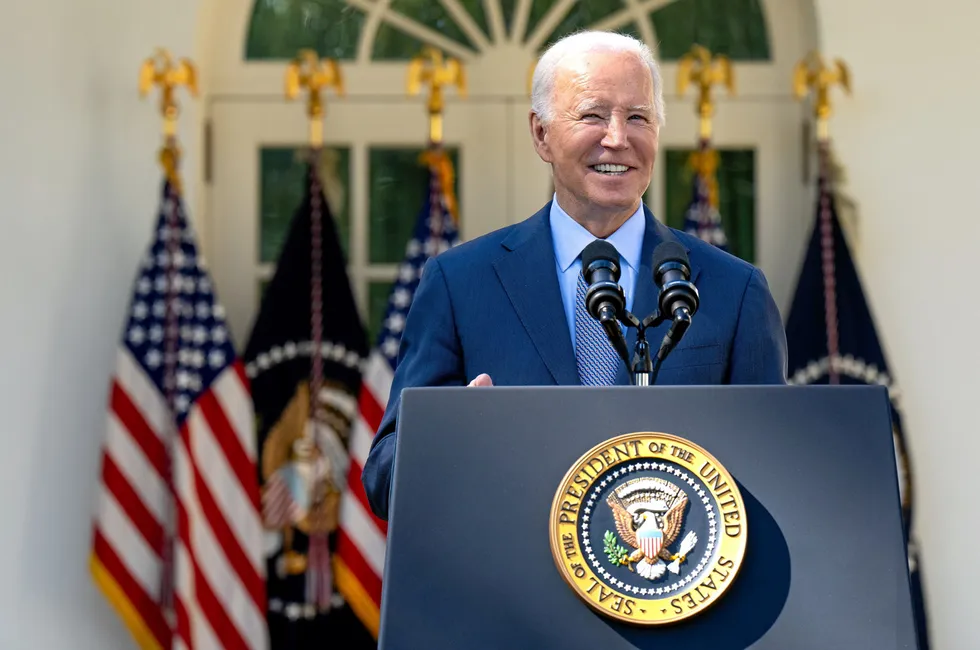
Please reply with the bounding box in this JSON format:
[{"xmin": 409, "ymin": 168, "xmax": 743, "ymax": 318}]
[{"xmin": 549, "ymin": 431, "xmax": 748, "ymax": 626}]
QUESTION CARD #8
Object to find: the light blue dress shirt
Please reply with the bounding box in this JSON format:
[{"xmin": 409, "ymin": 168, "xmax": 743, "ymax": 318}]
[{"xmin": 549, "ymin": 195, "xmax": 645, "ymax": 348}]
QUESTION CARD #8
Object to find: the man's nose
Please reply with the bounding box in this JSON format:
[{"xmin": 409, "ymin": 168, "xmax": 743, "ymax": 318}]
[{"xmin": 601, "ymin": 117, "xmax": 629, "ymax": 150}]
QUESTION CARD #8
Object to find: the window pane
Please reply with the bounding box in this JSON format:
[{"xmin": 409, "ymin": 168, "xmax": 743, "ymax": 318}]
[
  {"xmin": 372, "ymin": 23, "xmax": 430, "ymax": 60},
  {"xmin": 458, "ymin": 0, "xmax": 490, "ymax": 38},
  {"xmin": 651, "ymin": 0, "xmax": 771, "ymax": 61},
  {"xmin": 260, "ymin": 146, "xmax": 350, "ymax": 263},
  {"xmin": 664, "ymin": 148, "xmax": 755, "ymax": 263},
  {"xmin": 368, "ymin": 280, "xmax": 395, "ymax": 347},
  {"xmin": 524, "ymin": 0, "xmax": 553, "ymax": 41},
  {"xmin": 499, "ymin": 0, "xmax": 516, "ymax": 35},
  {"xmin": 373, "ymin": 0, "xmax": 476, "ymax": 59},
  {"xmin": 535, "ymin": 1, "xmax": 624, "ymax": 51},
  {"xmin": 245, "ymin": 0, "xmax": 364, "ymax": 60},
  {"xmin": 368, "ymin": 147, "xmax": 460, "ymax": 264}
]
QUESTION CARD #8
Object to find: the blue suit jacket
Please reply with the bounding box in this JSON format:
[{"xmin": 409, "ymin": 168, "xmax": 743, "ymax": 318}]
[{"xmin": 362, "ymin": 203, "xmax": 787, "ymax": 520}]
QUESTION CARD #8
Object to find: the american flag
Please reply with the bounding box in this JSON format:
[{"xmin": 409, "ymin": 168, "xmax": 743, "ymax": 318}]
[
  {"xmin": 334, "ymin": 157, "xmax": 460, "ymax": 636},
  {"xmin": 90, "ymin": 180, "xmax": 267, "ymax": 650},
  {"xmin": 682, "ymin": 138, "xmax": 729, "ymax": 251}
]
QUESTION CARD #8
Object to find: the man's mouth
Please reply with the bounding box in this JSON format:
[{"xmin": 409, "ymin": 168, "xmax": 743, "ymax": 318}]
[{"xmin": 590, "ymin": 163, "xmax": 630, "ymax": 175}]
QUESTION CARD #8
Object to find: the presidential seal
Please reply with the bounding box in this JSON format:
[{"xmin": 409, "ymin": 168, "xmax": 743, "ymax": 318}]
[{"xmin": 549, "ymin": 432, "xmax": 747, "ymax": 625}]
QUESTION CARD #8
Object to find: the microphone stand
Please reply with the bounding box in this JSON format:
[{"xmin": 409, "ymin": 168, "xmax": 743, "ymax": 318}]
[{"xmin": 617, "ymin": 310, "xmax": 671, "ymax": 386}]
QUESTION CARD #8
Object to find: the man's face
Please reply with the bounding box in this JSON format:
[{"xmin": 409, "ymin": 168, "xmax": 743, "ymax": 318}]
[{"xmin": 530, "ymin": 50, "xmax": 659, "ymax": 225}]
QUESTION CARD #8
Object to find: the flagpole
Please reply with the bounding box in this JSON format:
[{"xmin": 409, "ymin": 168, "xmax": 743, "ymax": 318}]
[
  {"xmin": 794, "ymin": 52, "xmax": 851, "ymax": 384},
  {"xmin": 676, "ymin": 43, "xmax": 732, "ymax": 188},
  {"xmin": 676, "ymin": 45, "xmax": 732, "ymax": 250},
  {"xmin": 137, "ymin": 48, "xmax": 199, "ymax": 620},
  {"xmin": 285, "ymin": 48, "xmax": 345, "ymax": 426},
  {"xmin": 282, "ymin": 49, "xmax": 347, "ymax": 607}
]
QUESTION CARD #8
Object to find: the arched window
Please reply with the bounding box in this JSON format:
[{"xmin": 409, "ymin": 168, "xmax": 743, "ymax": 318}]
[{"xmin": 244, "ymin": 0, "xmax": 771, "ymax": 61}]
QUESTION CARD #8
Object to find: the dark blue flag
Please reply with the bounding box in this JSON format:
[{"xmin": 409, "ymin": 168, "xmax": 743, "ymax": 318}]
[
  {"xmin": 785, "ymin": 145, "xmax": 930, "ymax": 649},
  {"xmin": 243, "ymin": 152, "xmax": 373, "ymax": 649}
]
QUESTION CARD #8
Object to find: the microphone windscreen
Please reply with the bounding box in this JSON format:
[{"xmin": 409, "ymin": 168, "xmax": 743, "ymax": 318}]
[
  {"xmin": 581, "ymin": 239, "xmax": 621, "ymax": 270},
  {"xmin": 651, "ymin": 241, "xmax": 689, "ymax": 269}
]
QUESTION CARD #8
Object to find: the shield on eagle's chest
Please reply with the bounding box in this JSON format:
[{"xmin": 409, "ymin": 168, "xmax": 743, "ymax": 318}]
[{"xmin": 639, "ymin": 528, "xmax": 663, "ymax": 558}]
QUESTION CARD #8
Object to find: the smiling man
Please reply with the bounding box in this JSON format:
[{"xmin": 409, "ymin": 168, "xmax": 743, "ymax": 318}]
[
  {"xmin": 531, "ymin": 40, "xmax": 660, "ymax": 240},
  {"xmin": 361, "ymin": 31, "xmax": 787, "ymax": 521}
]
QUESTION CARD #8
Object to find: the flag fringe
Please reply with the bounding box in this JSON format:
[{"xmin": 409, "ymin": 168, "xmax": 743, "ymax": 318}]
[
  {"xmin": 89, "ymin": 554, "xmax": 165, "ymax": 650},
  {"xmin": 333, "ymin": 556, "xmax": 380, "ymax": 639}
]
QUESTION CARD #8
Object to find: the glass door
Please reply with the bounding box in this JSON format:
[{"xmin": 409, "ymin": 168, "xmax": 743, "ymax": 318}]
[{"xmin": 207, "ymin": 99, "xmax": 509, "ymax": 347}]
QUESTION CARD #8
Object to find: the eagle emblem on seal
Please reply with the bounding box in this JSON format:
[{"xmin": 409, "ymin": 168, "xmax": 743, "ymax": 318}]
[{"xmin": 605, "ymin": 477, "xmax": 699, "ymax": 580}]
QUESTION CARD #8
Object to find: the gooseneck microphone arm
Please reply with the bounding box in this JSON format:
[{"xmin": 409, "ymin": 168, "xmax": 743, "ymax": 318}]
[
  {"xmin": 581, "ymin": 240, "xmax": 631, "ymax": 368},
  {"xmin": 652, "ymin": 249, "xmax": 699, "ymax": 356},
  {"xmin": 613, "ymin": 242, "xmax": 701, "ymax": 385},
  {"xmin": 648, "ymin": 242, "xmax": 700, "ymax": 383},
  {"xmin": 598, "ymin": 304, "xmax": 632, "ymax": 368},
  {"xmin": 580, "ymin": 240, "xmax": 699, "ymax": 386}
]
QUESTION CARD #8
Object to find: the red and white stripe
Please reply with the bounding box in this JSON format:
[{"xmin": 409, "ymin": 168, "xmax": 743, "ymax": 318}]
[
  {"xmin": 91, "ymin": 348, "xmax": 267, "ymax": 650},
  {"xmin": 335, "ymin": 352, "xmax": 392, "ymax": 625},
  {"xmin": 640, "ymin": 533, "xmax": 663, "ymax": 560}
]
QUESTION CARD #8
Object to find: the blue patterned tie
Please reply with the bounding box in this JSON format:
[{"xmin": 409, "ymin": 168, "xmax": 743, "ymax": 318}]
[{"xmin": 574, "ymin": 271, "xmax": 621, "ymax": 385}]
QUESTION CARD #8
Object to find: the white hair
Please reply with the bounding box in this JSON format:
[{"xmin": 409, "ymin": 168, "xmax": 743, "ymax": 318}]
[{"xmin": 531, "ymin": 30, "xmax": 665, "ymax": 127}]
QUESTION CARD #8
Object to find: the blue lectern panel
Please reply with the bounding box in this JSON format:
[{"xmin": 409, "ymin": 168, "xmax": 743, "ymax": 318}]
[{"xmin": 380, "ymin": 385, "xmax": 916, "ymax": 650}]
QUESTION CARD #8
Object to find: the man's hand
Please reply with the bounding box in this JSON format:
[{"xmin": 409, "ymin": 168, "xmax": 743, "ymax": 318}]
[{"xmin": 467, "ymin": 373, "xmax": 493, "ymax": 387}]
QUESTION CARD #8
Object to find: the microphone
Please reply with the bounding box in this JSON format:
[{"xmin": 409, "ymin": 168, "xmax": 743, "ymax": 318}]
[
  {"xmin": 652, "ymin": 242, "xmax": 700, "ymax": 359},
  {"xmin": 581, "ymin": 240, "xmax": 630, "ymax": 366}
]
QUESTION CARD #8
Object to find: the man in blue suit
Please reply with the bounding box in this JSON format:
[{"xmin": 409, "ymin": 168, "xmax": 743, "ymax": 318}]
[{"xmin": 362, "ymin": 30, "xmax": 787, "ymax": 520}]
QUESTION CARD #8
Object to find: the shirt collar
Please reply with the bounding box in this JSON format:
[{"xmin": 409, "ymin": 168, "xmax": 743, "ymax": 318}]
[{"xmin": 549, "ymin": 193, "xmax": 645, "ymax": 272}]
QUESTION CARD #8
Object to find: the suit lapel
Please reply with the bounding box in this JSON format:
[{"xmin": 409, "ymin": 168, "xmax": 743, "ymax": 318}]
[
  {"xmin": 493, "ymin": 205, "xmax": 579, "ymax": 385},
  {"xmin": 493, "ymin": 204, "xmax": 703, "ymax": 387},
  {"xmin": 618, "ymin": 208, "xmax": 702, "ymax": 384}
]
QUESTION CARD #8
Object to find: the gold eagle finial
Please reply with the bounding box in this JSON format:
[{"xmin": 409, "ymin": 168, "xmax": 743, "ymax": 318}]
[
  {"xmin": 139, "ymin": 48, "xmax": 198, "ymax": 139},
  {"xmin": 407, "ymin": 46, "xmax": 467, "ymax": 144},
  {"xmin": 285, "ymin": 49, "xmax": 345, "ymax": 148},
  {"xmin": 677, "ymin": 44, "xmax": 734, "ymax": 140},
  {"xmin": 794, "ymin": 51, "xmax": 851, "ymax": 142},
  {"xmin": 139, "ymin": 48, "xmax": 198, "ymax": 194}
]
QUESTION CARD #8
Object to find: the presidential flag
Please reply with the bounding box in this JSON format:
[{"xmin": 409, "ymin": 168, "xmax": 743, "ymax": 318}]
[
  {"xmin": 90, "ymin": 179, "xmax": 267, "ymax": 649},
  {"xmin": 335, "ymin": 149, "xmax": 461, "ymax": 637},
  {"xmin": 243, "ymin": 154, "xmax": 371, "ymax": 648},
  {"xmin": 682, "ymin": 139, "xmax": 728, "ymax": 251},
  {"xmin": 785, "ymin": 143, "xmax": 930, "ymax": 649}
]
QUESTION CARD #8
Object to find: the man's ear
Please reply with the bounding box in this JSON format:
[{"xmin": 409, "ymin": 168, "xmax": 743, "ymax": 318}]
[{"xmin": 529, "ymin": 111, "xmax": 552, "ymax": 163}]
